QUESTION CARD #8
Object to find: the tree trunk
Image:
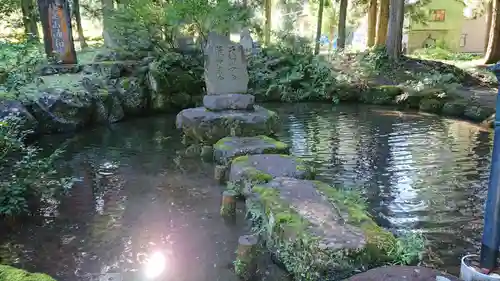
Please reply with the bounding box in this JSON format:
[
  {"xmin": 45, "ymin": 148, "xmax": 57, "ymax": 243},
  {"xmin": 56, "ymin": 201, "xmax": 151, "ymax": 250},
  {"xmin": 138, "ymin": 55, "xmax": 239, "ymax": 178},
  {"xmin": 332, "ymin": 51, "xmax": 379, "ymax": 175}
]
[
  {"xmin": 337, "ymin": 0, "xmax": 348, "ymax": 50},
  {"xmin": 21, "ymin": 0, "xmax": 39, "ymax": 40},
  {"xmin": 386, "ymin": 0, "xmax": 405, "ymax": 60},
  {"xmin": 485, "ymin": 0, "xmax": 500, "ymax": 64},
  {"xmin": 102, "ymin": 0, "xmax": 116, "ymax": 48},
  {"xmin": 367, "ymin": 0, "xmax": 377, "ymax": 47},
  {"xmin": 314, "ymin": 0, "xmax": 325, "ymax": 54},
  {"xmin": 485, "ymin": 0, "xmax": 493, "ymax": 53},
  {"xmin": 375, "ymin": 0, "xmax": 389, "ymax": 46},
  {"xmin": 73, "ymin": 0, "xmax": 88, "ymax": 49},
  {"xmin": 264, "ymin": 0, "xmax": 272, "ymax": 45}
]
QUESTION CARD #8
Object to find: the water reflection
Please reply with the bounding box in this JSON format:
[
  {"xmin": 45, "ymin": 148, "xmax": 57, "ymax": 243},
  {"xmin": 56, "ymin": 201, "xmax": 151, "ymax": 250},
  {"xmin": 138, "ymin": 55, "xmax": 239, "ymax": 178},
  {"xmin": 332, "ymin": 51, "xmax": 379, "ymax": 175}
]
[
  {"xmin": 0, "ymin": 104, "xmax": 493, "ymax": 279},
  {"xmin": 269, "ymin": 103, "xmax": 491, "ymax": 274}
]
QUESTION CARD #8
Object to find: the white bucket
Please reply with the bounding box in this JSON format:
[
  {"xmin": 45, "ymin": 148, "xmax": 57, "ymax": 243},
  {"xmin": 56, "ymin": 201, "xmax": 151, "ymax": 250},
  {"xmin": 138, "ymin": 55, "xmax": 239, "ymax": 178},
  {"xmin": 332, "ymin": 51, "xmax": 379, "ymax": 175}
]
[{"xmin": 460, "ymin": 254, "xmax": 500, "ymax": 281}]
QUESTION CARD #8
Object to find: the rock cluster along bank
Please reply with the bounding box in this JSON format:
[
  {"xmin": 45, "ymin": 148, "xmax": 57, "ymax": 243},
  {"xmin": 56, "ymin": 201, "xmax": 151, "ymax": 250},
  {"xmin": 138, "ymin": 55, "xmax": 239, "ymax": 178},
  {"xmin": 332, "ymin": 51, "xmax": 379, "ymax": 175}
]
[
  {"xmin": 176, "ymin": 32, "xmax": 426, "ymax": 281},
  {"xmin": 0, "ymin": 50, "xmax": 203, "ymax": 135}
]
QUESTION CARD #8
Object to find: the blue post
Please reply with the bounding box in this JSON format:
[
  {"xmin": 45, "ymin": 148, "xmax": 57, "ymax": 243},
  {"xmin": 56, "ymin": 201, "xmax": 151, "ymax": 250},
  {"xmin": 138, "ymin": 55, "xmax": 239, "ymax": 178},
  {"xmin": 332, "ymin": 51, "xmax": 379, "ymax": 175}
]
[{"xmin": 480, "ymin": 62, "xmax": 500, "ymax": 272}]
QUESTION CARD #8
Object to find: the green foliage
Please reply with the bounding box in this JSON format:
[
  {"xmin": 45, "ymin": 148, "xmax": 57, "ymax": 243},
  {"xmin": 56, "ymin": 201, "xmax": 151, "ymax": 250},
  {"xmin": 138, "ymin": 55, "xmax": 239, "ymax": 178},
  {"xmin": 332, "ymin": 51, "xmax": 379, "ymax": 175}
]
[
  {"xmin": 248, "ymin": 45, "xmax": 339, "ymax": 103},
  {"xmin": 387, "ymin": 232, "xmax": 426, "ymax": 265},
  {"xmin": 0, "ymin": 40, "xmax": 45, "ymax": 93},
  {"xmin": 0, "ymin": 116, "xmax": 73, "ymax": 218},
  {"xmin": 412, "ymin": 47, "xmax": 482, "ymax": 61},
  {"xmin": 0, "ymin": 265, "xmax": 56, "ymax": 281}
]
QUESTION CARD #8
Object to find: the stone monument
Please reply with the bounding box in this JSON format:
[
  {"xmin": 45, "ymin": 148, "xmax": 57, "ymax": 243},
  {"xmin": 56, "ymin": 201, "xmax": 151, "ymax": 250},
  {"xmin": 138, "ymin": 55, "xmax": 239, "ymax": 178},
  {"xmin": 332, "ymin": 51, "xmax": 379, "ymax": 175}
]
[
  {"xmin": 239, "ymin": 28, "xmax": 254, "ymax": 57},
  {"xmin": 176, "ymin": 32, "xmax": 279, "ymax": 145}
]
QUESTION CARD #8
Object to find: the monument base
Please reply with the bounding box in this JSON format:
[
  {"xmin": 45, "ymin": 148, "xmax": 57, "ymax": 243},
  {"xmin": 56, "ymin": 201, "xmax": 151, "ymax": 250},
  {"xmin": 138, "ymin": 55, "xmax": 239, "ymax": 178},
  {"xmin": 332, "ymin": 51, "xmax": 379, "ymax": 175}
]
[
  {"xmin": 203, "ymin": 94, "xmax": 255, "ymax": 111},
  {"xmin": 175, "ymin": 105, "xmax": 280, "ymax": 145}
]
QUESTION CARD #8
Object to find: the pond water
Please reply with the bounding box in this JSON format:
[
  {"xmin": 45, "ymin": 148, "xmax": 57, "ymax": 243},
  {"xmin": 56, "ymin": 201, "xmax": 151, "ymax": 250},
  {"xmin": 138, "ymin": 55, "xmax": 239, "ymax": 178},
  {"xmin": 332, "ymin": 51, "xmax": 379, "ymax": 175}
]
[{"xmin": 0, "ymin": 103, "xmax": 492, "ymax": 280}]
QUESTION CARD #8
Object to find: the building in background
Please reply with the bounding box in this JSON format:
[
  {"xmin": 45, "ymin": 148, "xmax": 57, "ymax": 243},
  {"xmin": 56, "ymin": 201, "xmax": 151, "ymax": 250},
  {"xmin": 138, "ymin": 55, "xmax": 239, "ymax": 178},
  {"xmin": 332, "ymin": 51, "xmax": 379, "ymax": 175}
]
[{"xmin": 406, "ymin": 0, "xmax": 488, "ymax": 53}]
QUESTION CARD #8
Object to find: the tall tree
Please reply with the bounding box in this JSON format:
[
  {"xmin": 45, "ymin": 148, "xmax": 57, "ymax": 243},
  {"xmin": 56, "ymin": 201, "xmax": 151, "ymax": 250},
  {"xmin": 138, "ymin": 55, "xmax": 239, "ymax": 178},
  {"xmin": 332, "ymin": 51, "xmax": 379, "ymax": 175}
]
[
  {"xmin": 102, "ymin": 0, "xmax": 115, "ymax": 47},
  {"xmin": 485, "ymin": 0, "xmax": 493, "ymax": 53},
  {"xmin": 386, "ymin": 0, "xmax": 405, "ymax": 60},
  {"xmin": 20, "ymin": 0, "xmax": 38, "ymax": 40},
  {"xmin": 484, "ymin": 0, "xmax": 500, "ymax": 64},
  {"xmin": 375, "ymin": 0, "xmax": 389, "ymax": 46},
  {"xmin": 264, "ymin": 0, "xmax": 272, "ymax": 45},
  {"xmin": 367, "ymin": 0, "xmax": 377, "ymax": 47},
  {"xmin": 337, "ymin": 0, "xmax": 348, "ymax": 49},
  {"xmin": 73, "ymin": 0, "xmax": 88, "ymax": 49},
  {"xmin": 314, "ymin": 0, "xmax": 325, "ymax": 54}
]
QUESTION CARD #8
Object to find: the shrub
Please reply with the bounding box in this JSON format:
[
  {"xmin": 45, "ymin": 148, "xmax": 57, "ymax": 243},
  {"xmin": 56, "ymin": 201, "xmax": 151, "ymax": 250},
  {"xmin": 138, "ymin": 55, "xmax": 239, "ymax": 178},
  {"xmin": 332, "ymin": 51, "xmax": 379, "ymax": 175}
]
[{"xmin": 0, "ymin": 115, "xmax": 73, "ymax": 218}]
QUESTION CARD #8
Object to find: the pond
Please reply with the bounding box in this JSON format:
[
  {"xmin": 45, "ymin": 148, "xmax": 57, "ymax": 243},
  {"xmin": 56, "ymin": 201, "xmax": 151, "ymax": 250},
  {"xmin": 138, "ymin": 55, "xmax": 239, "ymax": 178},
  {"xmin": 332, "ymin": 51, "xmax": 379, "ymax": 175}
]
[{"xmin": 0, "ymin": 103, "xmax": 492, "ymax": 280}]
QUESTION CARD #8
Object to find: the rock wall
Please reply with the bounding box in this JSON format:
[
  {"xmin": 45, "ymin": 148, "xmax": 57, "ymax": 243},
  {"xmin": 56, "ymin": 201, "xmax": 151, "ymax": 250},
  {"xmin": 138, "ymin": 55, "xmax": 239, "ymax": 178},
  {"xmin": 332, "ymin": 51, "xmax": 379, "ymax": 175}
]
[{"xmin": 0, "ymin": 50, "xmax": 205, "ymax": 135}]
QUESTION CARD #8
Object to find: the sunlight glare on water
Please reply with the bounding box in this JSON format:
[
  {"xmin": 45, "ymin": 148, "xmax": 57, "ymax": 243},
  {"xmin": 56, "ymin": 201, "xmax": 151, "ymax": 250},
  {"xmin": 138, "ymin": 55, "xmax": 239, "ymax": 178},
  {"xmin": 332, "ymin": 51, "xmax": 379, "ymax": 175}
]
[{"xmin": 144, "ymin": 252, "xmax": 167, "ymax": 279}]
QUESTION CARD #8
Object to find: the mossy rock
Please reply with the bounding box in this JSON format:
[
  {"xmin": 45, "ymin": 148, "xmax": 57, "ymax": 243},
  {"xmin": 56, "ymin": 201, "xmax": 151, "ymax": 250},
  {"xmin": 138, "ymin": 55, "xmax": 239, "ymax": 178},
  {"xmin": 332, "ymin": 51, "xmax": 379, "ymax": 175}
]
[
  {"xmin": 360, "ymin": 85, "xmax": 402, "ymax": 105},
  {"xmin": 176, "ymin": 106, "xmax": 281, "ymax": 145},
  {"xmin": 246, "ymin": 177, "xmax": 400, "ymax": 281},
  {"xmin": 441, "ymin": 100, "xmax": 467, "ymax": 117},
  {"xmin": 464, "ymin": 104, "xmax": 496, "ymax": 122},
  {"xmin": 419, "ymin": 98, "xmax": 444, "ymax": 114},
  {"xmin": 0, "ymin": 265, "xmax": 56, "ymax": 281},
  {"xmin": 228, "ymin": 154, "xmax": 315, "ymax": 196},
  {"xmin": 213, "ymin": 135, "xmax": 290, "ymax": 165}
]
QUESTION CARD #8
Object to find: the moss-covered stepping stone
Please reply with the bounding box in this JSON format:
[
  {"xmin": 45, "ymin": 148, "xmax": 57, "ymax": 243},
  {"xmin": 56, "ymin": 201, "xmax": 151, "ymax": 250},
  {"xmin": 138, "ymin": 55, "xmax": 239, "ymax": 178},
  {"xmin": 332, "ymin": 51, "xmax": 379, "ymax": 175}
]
[
  {"xmin": 213, "ymin": 135, "xmax": 290, "ymax": 165},
  {"xmin": 246, "ymin": 177, "xmax": 401, "ymax": 281},
  {"xmin": 228, "ymin": 154, "xmax": 314, "ymax": 196}
]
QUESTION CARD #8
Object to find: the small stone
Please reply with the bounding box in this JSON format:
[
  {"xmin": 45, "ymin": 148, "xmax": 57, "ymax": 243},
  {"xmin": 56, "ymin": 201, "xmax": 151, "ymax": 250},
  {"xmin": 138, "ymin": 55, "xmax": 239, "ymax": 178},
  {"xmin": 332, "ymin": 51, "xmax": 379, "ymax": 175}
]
[
  {"xmin": 213, "ymin": 136, "xmax": 289, "ymax": 165},
  {"xmin": 228, "ymin": 154, "xmax": 314, "ymax": 196}
]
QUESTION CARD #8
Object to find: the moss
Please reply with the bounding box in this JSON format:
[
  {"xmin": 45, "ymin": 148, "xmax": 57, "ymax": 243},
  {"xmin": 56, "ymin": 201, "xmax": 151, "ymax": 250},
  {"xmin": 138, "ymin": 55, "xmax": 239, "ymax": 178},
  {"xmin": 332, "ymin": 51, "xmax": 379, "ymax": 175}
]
[
  {"xmin": 0, "ymin": 91, "xmax": 16, "ymax": 100},
  {"xmin": 257, "ymin": 135, "xmax": 289, "ymax": 151},
  {"xmin": 213, "ymin": 137, "xmax": 233, "ymax": 151},
  {"xmin": 243, "ymin": 167, "xmax": 273, "ymax": 182},
  {"xmin": 442, "ymin": 100, "xmax": 467, "ymax": 117},
  {"xmin": 250, "ymin": 181, "xmax": 406, "ymax": 280},
  {"xmin": 419, "ymin": 98, "xmax": 443, "ymax": 113},
  {"xmin": 0, "ymin": 265, "xmax": 56, "ymax": 281},
  {"xmin": 232, "ymin": 155, "xmax": 249, "ymax": 164}
]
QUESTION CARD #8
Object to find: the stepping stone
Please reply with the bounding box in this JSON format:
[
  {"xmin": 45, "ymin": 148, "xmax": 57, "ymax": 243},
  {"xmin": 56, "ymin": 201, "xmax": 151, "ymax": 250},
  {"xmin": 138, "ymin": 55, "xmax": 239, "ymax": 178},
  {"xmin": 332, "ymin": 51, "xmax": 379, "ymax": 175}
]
[
  {"xmin": 228, "ymin": 154, "xmax": 314, "ymax": 196},
  {"xmin": 343, "ymin": 266, "xmax": 459, "ymax": 281},
  {"xmin": 176, "ymin": 106, "xmax": 280, "ymax": 145},
  {"xmin": 213, "ymin": 135, "xmax": 290, "ymax": 165},
  {"xmin": 246, "ymin": 177, "xmax": 400, "ymax": 280}
]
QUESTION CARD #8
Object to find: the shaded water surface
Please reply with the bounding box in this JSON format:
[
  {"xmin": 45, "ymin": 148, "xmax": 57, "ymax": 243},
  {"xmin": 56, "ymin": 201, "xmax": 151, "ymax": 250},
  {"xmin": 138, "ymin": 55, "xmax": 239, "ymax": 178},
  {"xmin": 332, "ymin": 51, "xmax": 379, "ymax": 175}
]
[{"xmin": 0, "ymin": 103, "xmax": 492, "ymax": 279}]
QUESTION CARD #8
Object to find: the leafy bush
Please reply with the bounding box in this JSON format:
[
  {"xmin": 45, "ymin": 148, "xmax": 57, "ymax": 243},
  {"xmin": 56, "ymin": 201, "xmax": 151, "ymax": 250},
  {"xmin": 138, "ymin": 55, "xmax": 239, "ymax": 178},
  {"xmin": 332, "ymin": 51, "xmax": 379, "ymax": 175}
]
[
  {"xmin": 248, "ymin": 45, "xmax": 340, "ymax": 103},
  {"xmin": 0, "ymin": 115, "xmax": 73, "ymax": 218},
  {"xmin": 0, "ymin": 40, "xmax": 45, "ymax": 93}
]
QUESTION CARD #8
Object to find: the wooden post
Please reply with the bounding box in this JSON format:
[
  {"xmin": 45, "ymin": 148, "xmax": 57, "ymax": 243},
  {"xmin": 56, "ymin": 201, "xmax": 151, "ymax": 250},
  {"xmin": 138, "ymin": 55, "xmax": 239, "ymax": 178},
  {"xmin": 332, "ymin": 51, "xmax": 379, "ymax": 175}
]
[
  {"xmin": 220, "ymin": 190, "xmax": 237, "ymax": 218},
  {"xmin": 37, "ymin": 0, "xmax": 77, "ymax": 64},
  {"xmin": 214, "ymin": 165, "xmax": 227, "ymax": 183},
  {"xmin": 235, "ymin": 234, "xmax": 259, "ymax": 281}
]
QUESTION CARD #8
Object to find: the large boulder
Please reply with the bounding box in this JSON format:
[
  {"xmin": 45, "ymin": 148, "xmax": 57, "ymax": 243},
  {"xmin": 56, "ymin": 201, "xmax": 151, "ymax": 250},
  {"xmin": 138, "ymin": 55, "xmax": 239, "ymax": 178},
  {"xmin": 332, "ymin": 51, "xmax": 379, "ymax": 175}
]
[
  {"xmin": 21, "ymin": 75, "xmax": 95, "ymax": 133},
  {"xmin": 246, "ymin": 177, "xmax": 402, "ymax": 281},
  {"xmin": 213, "ymin": 135, "xmax": 289, "ymax": 165},
  {"xmin": 0, "ymin": 99, "xmax": 37, "ymax": 131},
  {"xmin": 344, "ymin": 266, "xmax": 459, "ymax": 281},
  {"xmin": 228, "ymin": 154, "xmax": 314, "ymax": 196},
  {"xmin": 115, "ymin": 76, "xmax": 148, "ymax": 116},
  {"xmin": 176, "ymin": 106, "xmax": 280, "ymax": 145}
]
